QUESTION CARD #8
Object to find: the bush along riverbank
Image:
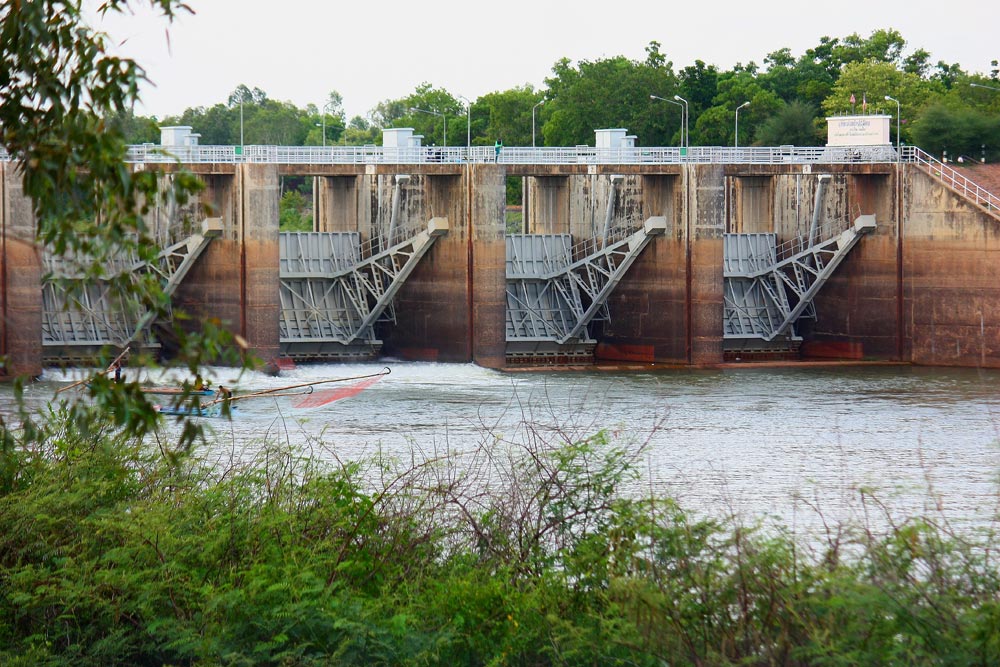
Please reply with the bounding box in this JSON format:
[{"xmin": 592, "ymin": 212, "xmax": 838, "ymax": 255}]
[{"xmin": 1, "ymin": 408, "xmax": 999, "ymax": 666}]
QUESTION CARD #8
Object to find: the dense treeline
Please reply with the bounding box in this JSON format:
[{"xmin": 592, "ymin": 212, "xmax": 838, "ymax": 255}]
[
  {"xmin": 121, "ymin": 30, "xmax": 1000, "ymax": 160},
  {"xmin": 2, "ymin": 410, "xmax": 999, "ymax": 666}
]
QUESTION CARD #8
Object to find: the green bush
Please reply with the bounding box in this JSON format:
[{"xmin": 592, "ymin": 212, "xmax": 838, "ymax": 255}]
[{"xmin": 1, "ymin": 412, "xmax": 999, "ymax": 665}]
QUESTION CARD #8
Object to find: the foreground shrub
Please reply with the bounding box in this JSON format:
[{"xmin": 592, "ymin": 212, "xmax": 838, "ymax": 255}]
[{"xmin": 0, "ymin": 411, "xmax": 998, "ymax": 665}]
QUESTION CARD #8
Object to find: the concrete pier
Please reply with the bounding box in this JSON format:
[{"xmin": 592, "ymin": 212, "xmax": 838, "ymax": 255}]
[{"xmin": 0, "ymin": 163, "xmax": 42, "ymax": 377}]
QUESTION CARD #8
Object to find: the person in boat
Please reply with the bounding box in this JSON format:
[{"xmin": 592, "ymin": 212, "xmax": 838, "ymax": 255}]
[
  {"xmin": 218, "ymin": 385, "xmax": 233, "ymax": 410},
  {"xmin": 193, "ymin": 376, "xmax": 205, "ymax": 391},
  {"xmin": 112, "ymin": 361, "xmax": 123, "ymax": 383}
]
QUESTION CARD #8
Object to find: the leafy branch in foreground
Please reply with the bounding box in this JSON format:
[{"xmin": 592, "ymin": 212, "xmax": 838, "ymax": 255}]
[{"xmin": 1, "ymin": 0, "xmax": 248, "ymax": 446}]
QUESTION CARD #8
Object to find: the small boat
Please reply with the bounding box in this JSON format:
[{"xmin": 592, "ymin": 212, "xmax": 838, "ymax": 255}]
[{"xmin": 156, "ymin": 403, "xmax": 235, "ymax": 418}]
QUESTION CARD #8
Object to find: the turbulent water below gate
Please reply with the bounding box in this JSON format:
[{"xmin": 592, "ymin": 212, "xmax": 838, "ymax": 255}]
[{"xmin": 7, "ymin": 362, "xmax": 1000, "ymax": 538}]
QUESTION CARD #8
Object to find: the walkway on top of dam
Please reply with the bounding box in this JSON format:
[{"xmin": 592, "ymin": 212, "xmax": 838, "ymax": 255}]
[
  {"xmin": 115, "ymin": 143, "xmax": 904, "ymax": 166},
  {"xmin": 1, "ymin": 143, "xmax": 995, "ymax": 219}
]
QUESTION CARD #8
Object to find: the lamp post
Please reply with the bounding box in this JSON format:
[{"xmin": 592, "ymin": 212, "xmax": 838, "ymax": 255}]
[
  {"xmin": 674, "ymin": 94, "xmax": 689, "ymax": 150},
  {"xmin": 970, "ymin": 82, "xmax": 1000, "ymax": 92},
  {"xmin": 320, "ymin": 100, "xmax": 337, "ymax": 148},
  {"xmin": 458, "ymin": 95, "xmax": 472, "ymax": 150},
  {"xmin": 532, "ymin": 99, "xmax": 545, "ymax": 147},
  {"xmin": 650, "ymin": 94, "xmax": 684, "ymax": 150},
  {"xmin": 410, "ymin": 107, "xmax": 446, "ymax": 146},
  {"xmin": 734, "ymin": 101, "xmax": 750, "ymax": 148},
  {"xmin": 884, "ymin": 95, "xmax": 900, "ymax": 153}
]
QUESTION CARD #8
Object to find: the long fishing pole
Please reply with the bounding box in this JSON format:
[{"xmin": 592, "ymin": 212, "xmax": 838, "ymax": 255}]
[
  {"xmin": 203, "ymin": 367, "xmax": 391, "ymax": 406},
  {"xmin": 55, "ymin": 347, "xmax": 131, "ymax": 395}
]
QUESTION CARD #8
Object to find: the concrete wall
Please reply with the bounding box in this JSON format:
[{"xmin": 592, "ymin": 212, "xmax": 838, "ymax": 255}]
[
  {"xmin": 690, "ymin": 165, "xmax": 726, "ymax": 364},
  {"xmin": 804, "ymin": 173, "xmax": 900, "ymax": 359},
  {"xmin": 530, "ymin": 177, "xmax": 569, "ymax": 234},
  {"xmin": 598, "ymin": 174, "xmax": 687, "ymax": 363},
  {"xmin": 902, "ymin": 167, "xmax": 1000, "ymax": 366},
  {"xmin": 174, "ymin": 165, "xmax": 280, "ymax": 364},
  {"xmin": 0, "ymin": 163, "xmax": 42, "ymax": 377},
  {"xmin": 315, "ymin": 176, "xmax": 360, "ymax": 232},
  {"xmin": 467, "ymin": 166, "xmax": 508, "ymax": 367},
  {"xmin": 381, "ymin": 172, "xmax": 478, "ymax": 363}
]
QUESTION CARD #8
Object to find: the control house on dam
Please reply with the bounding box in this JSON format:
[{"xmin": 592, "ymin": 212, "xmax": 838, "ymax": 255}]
[{"xmin": 3, "ymin": 117, "xmax": 1000, "ymax": 377}]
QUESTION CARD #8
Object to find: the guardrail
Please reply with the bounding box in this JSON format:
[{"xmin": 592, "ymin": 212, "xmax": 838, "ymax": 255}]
[
  {"xmin": 0, "ymin": 142, "xmax": 908, "ymax": 166},
  {"xmin": 905, "ymin": 146, "xmax": 1000, "ymax": 217},
  {"xmin": 104, "ymin": 143, "xmax": 906, "ymax": 166}
]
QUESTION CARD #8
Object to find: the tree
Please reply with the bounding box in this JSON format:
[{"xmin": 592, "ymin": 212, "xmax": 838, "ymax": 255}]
[
  {"xmin": 105, "ymin": 109, "xmax": 161, "ymax": 144},
  {"xmin": 832, "ymin": 29, "xmax": 908, "ymax": 68},
  {"xmin": 477, "ymin": 86, "xmax": 540, "ymax": 147},
  {"xmin": 822, "ymin": 61, "xmax": 937, "ymax": 141},
  {"xmin": 695, "ymin": 70, "xmax": 782, "ymax": 146},
  {"xmin": 754, "ymin": 101, "xmax": 823, "ymax": 146},
  {"xmin": 543, "ymin": 43, "xmax": 679, "ymax": 146},
  {"xmin": 910, "ymin": 103, "xmax": 1000, "ymax": 161},
  {"xmin": 1, "ymin": 0, "xmax": 245, "ymax": 446}
]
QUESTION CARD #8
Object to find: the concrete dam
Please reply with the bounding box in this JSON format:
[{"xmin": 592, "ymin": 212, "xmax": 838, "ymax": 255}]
[{"xmin": 2, "ymin": 142, "xmax": 1000, "ymax": 377}]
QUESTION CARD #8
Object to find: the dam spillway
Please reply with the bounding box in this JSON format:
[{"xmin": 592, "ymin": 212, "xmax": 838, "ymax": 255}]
[{"xmin": 3, "ymin": 144, "xmax": 1000, "ymax": 376}]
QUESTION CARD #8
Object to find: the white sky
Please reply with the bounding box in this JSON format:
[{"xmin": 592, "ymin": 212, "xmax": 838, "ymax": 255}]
[{"xmin": 90, "ymin": 0, "xmax": 999, "ymax": 121}]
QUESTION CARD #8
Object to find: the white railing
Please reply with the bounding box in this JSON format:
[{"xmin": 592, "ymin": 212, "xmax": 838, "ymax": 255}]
[
  {"xmin": 904, "ymin": 146, "xmax": 1000, "ymax": 217},
  {"xmin": 108, "ymin": 143, "xmax": 907, "ymax": 166},
  {"xmin": 0, "ymin": 142, "xmax": 915, "ymax": 167}
]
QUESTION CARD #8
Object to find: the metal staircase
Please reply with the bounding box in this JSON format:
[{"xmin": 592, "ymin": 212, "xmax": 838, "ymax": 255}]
[
  {"xmin": 506, "ymin": 217, "xmax": 666, "ymax": 362},
  {"xmin": 723, "ymin": 214, "xmax": 876, "ymax": 345},
  {"xmin": 41, "ymin": 218, "xmax": 222, "ymax": 362},
  {"xmin": 278, "ymin": 218, "xmax": 448, "ymax": 360}
]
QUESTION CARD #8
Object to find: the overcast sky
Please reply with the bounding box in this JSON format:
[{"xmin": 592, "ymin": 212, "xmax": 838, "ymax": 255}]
[{"xmin": 90, "ymin": 0, "xmax": 999, "ymax": 121}]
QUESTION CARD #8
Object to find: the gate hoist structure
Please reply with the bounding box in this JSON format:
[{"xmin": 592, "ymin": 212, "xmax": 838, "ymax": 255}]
[
  {"xmin": 505, "ymin": 216, "xmax": 666, "ymax": 363},
  {"xmin": 723, "ymin": 176, "xmax": 876, "ymax": 349},
  {"xmin": 278, "ymin": 217, "xmax": 448, "ymax": 360},
  {"xmin": 41, "ymin": 217, "xmax": 222, "ymax": 363}
]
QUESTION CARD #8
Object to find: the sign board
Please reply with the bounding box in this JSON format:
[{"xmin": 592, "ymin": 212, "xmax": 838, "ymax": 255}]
[{"xmin": 826, "ymin": 115, "xmax": 891, "ymax": 146}]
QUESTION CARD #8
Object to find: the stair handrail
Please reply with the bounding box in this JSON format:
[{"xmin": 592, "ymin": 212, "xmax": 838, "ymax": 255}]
[{"xmin": 905, "ymin": 146, "xmax": 1000, "ymax": 215}]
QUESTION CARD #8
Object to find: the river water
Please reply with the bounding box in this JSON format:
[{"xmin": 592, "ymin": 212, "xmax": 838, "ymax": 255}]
[{"xmin": 7, "ymin": 361, "xmax": 1000, "ymax": 538}]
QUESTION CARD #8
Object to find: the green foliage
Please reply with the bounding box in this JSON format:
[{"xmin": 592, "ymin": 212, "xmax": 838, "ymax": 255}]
[
  {"xmin": 477, "ymin": 86, "xmax": 541, "ymax": 148},
  {"xmin": 755, "ymin": 100, "xmax": 824, "ymax": 147},
  {"xmin": 911, "ymin": 103, "xmax": 1000, "ymax": 160},
  {"xmin": 371, "ymin": 82, "xmax": 464, "ymax": 147},
  {"xmin": 544, "ymin": 42, "xmax": 679, "ymax": 146},
  {"xmin": 822, "ymin": 61, "xmax": 937, "ymax": 129},
  {"xmin": 696, "ymin": 71, "xmax": 783, "ymax": 146},
  {"xmin": 2, "ymin": 414, "xmax": 1000, "ymax": 665},
  {"xmin": 279, "ymin": 190, "xmax": 313, "ymax": 231},
  {"xmin": 0, "ymin": 0, "xmax": 254, "ymax": 448},
  {"xmin": 45, "ymin": 27, "xmax": 1000, "ymax": 154}
]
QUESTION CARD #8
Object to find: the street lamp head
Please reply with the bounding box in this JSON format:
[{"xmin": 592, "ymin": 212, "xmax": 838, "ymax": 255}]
[
  {"xmin": 673, "ymin": 95, "xmax": 682, "ymax": 101},
  {"xmin": 737, "ymin": 101, "xmax": 750, "ymax": 110}
]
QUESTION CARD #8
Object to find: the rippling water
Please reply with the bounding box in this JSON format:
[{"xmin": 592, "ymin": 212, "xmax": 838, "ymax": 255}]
[{"xmin": 7, "ymin": 362, "xmax": 1000, "ymax": 536}]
